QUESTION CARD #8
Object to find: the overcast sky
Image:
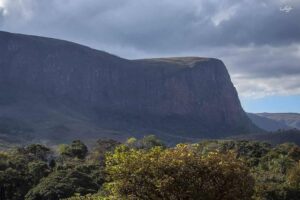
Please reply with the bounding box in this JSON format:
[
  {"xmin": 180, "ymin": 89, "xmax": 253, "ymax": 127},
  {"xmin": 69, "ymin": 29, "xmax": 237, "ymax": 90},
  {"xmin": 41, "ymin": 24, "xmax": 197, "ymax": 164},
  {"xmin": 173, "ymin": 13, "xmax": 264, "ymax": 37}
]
[{"xmin": 0, "ymin": 0, "xmax": 299, "ymax": 112}]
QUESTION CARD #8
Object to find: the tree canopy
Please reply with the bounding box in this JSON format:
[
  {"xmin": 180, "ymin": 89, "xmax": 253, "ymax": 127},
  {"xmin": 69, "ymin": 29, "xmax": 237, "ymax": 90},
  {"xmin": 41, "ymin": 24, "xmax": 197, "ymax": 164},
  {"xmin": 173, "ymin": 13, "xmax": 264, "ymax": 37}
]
[
  {"xmin": 1, "ymin": 137, "xmax": 300, "ymax": 200},
  {"xmin": 104, "ymin": 144, "xmax": 254, "ymax": 200}
]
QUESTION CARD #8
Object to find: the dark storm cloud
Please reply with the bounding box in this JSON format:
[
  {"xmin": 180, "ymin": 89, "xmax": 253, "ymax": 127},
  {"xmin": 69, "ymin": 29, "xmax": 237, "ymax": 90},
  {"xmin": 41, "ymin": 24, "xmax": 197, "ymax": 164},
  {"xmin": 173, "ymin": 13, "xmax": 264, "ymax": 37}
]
[
  {"xmin": 0, "ymin": 0, "xmax": 299, "ymax": 97},
  {"xmin": 208, "ymin": 1, "xmax": 300, "ymax": 47},
  {"xmin": 1, "ymin": 0, "xmax": 300, "ymax": 51}
]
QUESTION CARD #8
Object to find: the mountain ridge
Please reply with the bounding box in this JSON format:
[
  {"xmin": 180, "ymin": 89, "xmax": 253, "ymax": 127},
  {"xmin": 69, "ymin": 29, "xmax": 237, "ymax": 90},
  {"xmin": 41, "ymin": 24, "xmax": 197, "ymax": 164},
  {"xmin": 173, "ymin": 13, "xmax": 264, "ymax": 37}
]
[
  {"xmin": 248, "ymin": 113, "xmax": 300, "ymax": 131},
  {"xmin": 256, "ymin": 113, "xmax": 300, "ymax": 130},
  {"xmin": 247, "ymin": 113, "xmax": 291, "ymax": 131}
]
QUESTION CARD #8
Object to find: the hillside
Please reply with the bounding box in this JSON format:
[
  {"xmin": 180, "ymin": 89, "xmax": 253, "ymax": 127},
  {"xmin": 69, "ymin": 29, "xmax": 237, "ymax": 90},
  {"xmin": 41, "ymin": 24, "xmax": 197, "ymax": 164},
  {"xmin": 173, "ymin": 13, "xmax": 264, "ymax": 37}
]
[
  {"xmin": 256, "ymin": 113, "xmax": 300, "ymax": 130},
  {"xmin": 247, "ymin": 113, "xmax": 291, "ymax": 131},
  {"xmin": 0, "ymin": 31, "xmax": 259, "ymax": 144}
]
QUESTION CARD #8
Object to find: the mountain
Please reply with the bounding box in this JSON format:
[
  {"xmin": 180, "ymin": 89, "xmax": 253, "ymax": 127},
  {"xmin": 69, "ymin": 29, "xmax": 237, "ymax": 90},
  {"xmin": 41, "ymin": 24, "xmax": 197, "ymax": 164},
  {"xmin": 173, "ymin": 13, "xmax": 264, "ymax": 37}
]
[
  {"xmin": 256, "ymin": 113, "xmax": 300, "ymax": 130},
  {"xmin": 0, "ymin": 31, "xmax": 259, "ymax": 144},
  {"xmin": 247, "ymin": 113, "xmax": 291, "ymax": 131},
  {"xmin": 238, "ymin": 113, "xmax": 300, "ymax": 145}
]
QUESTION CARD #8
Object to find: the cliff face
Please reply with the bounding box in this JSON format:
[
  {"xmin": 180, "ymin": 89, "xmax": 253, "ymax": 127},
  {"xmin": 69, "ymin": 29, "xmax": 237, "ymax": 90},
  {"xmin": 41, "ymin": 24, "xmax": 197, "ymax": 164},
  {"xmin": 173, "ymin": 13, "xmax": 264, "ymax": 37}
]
[{"xmin": 0, "ymin": 31, "xmax": 258, "ymax": 142}]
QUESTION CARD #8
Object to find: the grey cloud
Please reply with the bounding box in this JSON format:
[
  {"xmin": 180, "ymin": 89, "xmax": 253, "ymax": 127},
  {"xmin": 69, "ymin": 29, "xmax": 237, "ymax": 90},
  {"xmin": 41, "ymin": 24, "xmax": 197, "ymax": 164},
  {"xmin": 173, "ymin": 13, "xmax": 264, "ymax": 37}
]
[
  {"xmin": 219, "ymin": 45, "xmax": 300, "ymax": 78},
  {"xmin": 1, "ymin": 0, "xmax": 300, "ymax": 52},
  {"xmin": 216, "ymin": 45, "xmax": 300, "ymax": 97}
]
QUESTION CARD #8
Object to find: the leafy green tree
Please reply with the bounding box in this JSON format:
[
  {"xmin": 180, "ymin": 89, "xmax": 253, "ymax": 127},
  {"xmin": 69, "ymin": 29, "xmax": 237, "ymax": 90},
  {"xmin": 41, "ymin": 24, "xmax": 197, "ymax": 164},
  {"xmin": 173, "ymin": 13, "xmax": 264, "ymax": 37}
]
[
  {"xmin": 25, "ymin": 170, "xmax": 98, "ymax": 200},
  {"xmin": 59, "ymin": 140, "xmax": 88, "ymax": 159},
  {"xmin": 2, "ymin": 139, "xmax": 300, "ymax": 200},
  {"xmin": 219, "ymin": 140, "xmax": 271, "ymax": 167},
  {"xmin": 0, "ymin": 168, "xmax": 32, "ymax": 200},
  {"xmin": 125, "ymin": 135, "xmax": 165, "ymax": 150},
  {"xmin": 140, "ymin": 135, "xmax": 165, "ymax": 149},
  {"xmin": 125, "ymin": 137, "xmax": 138, "ymax": 149},
  {"xmin": 0, "ymin": 145, "xmax": 53, "ymax": 200},
  {"xmin": 105, "ymin": 144, "xmax": 254, "ymax": 200},
  {"xmin": 25, "ymin": 144, "xmax": 52, "ymax": 161},
  {"xmin": 28, "ymin": 161, "xmax": 50, "ymax": 185},
  {"xmin": 88, "ymin": 139, "xmax": 120, "ymax": 165}
]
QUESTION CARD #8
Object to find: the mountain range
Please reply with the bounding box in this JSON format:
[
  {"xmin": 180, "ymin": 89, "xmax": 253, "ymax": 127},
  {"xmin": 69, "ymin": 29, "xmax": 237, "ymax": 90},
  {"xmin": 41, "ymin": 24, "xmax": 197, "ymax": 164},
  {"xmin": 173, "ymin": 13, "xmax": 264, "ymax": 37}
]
[{"xmin": 248, "ymin": 113, "xmax": 300, "ymax": 131}]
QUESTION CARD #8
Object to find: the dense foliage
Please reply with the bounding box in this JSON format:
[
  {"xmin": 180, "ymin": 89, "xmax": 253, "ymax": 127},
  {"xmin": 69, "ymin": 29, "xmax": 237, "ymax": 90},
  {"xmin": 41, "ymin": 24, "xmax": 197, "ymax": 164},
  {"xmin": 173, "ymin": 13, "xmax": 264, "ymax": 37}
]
[
  {"xmin": 104, "ymin": 144, "xmax": 254, "ymax": 200},
  {"xmin": 1, "ymin": 136, "xmax": 300, "ymax": 199}
]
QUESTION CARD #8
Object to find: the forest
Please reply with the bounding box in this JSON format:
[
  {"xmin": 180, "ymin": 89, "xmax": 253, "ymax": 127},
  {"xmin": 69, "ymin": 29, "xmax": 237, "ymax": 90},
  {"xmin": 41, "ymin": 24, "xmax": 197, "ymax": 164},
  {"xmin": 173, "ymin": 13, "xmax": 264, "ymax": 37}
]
[{"xmin": 1, "ymin": 135, "xmax": 300, "ymax": 200}]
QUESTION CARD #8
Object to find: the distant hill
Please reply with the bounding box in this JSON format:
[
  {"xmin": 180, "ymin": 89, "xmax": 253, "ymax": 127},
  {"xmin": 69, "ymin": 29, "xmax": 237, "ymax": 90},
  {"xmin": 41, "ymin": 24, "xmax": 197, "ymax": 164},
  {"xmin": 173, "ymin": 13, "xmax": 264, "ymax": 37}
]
[
  {"xmin": 237, "ymin": 113, "xmax": 300, "ymax": 145},
  {"xmin": 247, "ymin": 113, "xmax": 291, "ymax": 131},
  {"xmin": 0, "ymin": 31, "xmax": 259, "ymax": 144},
  {"xmin": 256, "ymin": 113, "xmax": 300, "ymax": 130}
]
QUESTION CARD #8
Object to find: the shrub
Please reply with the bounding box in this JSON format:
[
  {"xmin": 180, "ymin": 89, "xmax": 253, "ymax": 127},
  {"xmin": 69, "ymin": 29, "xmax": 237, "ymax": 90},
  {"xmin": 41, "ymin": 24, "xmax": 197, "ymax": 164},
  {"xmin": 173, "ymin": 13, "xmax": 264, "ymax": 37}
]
[{"xmin": 105, "ymin": 144, "xmax": 255, "ymax": 200}]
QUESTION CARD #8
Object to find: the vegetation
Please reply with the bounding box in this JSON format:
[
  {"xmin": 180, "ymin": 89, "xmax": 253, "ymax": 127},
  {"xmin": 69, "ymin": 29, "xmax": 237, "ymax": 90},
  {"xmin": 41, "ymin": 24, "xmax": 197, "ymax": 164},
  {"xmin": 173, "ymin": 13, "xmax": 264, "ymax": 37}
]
[
  {"xmin": 1, "ymin": 136, "xmax": 300, "ymax": 199},
  {"xmin": 104, "ymin": 144, "xmax": 254, "ymax": 200}
]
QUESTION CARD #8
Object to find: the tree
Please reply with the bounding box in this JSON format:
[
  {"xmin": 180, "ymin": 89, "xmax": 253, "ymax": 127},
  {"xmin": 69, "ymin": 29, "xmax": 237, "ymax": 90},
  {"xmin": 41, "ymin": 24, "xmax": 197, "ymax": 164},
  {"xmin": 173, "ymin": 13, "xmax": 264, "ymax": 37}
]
[
  {"xmin": 0, "ymin": 147, "xmax": 52, "ymax": 200},
  {"xmin": 140, "ymin": 135, "xmax": 165, "ymax": 149},
  {"xmin": 0, "ymin": 168, "xmax": 31, "ymax": 200},
  {"xmin": 125, "ymin": 135, "xmax": 165, "ymax": 150},
  {"xmin": 28, "ymin": 161, "xmax": 50, "ymax": 185},
  {"xmin": 88, "ymin": 139, "xmax": 120, "ymax": 165},
  {"xmin": 287, "ymin": 161, "xmax": 300, "ymax": 189},
  {"xmin": 25, "ymin": 170, "xmax": 98, "ymax": 200},
  {"xmin": 59, "ymin": 140, "xmax": 88, "ymax": 159},
  {"xmin": 25, "ymin": 144, "xmax": 52, "ymax": 161},
  {"xmin": 105, "ymin": 144, "xmax": 254, "ymax": 200}
]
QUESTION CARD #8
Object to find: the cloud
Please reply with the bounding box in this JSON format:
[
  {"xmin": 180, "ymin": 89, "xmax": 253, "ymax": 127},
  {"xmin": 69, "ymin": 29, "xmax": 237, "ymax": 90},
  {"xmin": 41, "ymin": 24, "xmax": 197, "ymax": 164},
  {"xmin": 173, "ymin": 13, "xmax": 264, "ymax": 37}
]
[
  {"xmin": 0, "ymin": 0, "xmax": 7, "ymax": 20},
  {"xmin": 0, "ymin": 0, "xmax": 299, "ymax": 99},
  {"xmin": 1, "ymin": 0, "xmax": 300, "ymax": 49},
  {"xmin": 280, "ymin": 5, "xmax": 293, "ymax": 13},
  {"xmin": 215, "ymin": 44, "xmax": 300, "ymax": 98}
]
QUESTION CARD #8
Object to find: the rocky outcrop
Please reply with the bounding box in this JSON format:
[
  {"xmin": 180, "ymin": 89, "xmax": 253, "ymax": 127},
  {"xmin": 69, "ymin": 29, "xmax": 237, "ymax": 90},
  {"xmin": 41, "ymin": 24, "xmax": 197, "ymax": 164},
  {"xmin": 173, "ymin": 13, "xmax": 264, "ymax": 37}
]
[{"xmin": 0, "ymin": 31, "xmax": 259, "ymax": 141}]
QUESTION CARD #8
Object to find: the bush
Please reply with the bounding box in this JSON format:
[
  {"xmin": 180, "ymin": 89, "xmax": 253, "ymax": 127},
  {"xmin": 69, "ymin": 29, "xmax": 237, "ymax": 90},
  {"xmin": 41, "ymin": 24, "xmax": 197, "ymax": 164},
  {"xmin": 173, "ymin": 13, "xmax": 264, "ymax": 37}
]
[
  {"xmin": 105, "ymin": 144, "xmax": 255, "ymax": 200},
  {"xmin": 25, "ymin": 170, "xmax": 98, "ymax": 200}
]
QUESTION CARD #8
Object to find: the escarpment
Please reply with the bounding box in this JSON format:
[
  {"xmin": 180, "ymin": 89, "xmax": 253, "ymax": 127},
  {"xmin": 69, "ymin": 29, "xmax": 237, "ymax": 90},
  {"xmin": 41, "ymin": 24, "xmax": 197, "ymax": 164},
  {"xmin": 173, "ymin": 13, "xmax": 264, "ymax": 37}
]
[{"xmin": 0, "ymin": 31, "xmax": 259, "ymax": 142}]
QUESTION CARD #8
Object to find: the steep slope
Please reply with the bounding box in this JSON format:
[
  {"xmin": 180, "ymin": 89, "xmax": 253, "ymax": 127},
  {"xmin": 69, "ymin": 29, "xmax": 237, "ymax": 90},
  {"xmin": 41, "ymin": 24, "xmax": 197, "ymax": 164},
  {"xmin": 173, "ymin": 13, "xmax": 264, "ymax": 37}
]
[
  {"xmin": 247, "ymin": 113, "xmax": 291, "ymax": 131},
  {"xmin": 0, "ymin": 31, "xmax": 259, "ymax": 143}
]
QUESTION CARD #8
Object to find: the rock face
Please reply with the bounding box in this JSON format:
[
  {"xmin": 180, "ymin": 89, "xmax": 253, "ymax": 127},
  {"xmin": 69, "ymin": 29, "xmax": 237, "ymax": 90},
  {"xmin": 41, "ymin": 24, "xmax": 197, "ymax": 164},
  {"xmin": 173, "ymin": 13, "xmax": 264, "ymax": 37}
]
[{"xmin": 0, "ymin": 31, "xmax": 259, "ymax": 142}]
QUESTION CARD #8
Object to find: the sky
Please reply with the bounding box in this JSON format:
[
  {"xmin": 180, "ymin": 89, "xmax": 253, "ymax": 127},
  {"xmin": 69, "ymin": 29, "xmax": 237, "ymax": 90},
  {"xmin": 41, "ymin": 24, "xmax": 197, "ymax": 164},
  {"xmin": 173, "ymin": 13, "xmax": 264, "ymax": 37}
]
[{"xmin": 0, "ymin": 0, "xmax": 299, "ymax": 113}]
